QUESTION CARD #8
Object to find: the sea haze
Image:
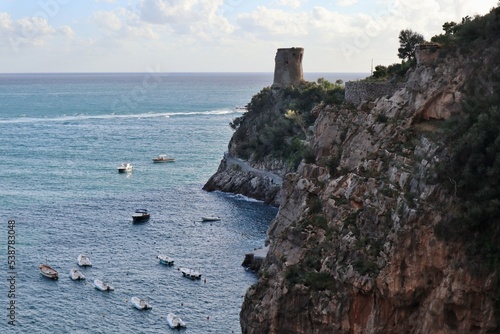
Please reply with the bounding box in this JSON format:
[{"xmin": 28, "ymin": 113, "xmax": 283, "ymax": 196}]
[{"xmin": 0, "ymin": 72, "xmax": 365, "ymax": 333}]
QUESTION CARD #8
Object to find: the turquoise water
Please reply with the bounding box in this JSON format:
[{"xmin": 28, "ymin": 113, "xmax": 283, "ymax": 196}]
[{"xmin": 0, "ymin": 72, "xmax": 363, "ymax": 333}]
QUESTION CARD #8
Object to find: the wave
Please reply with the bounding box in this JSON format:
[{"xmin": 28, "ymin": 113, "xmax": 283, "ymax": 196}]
[
  {"xmin": 224, "ymin": 192, "xmax": 264, "ymax": 203},
  {"xmin": 0, "ymin": 108, "xmax": 246, "ymax": 124}
]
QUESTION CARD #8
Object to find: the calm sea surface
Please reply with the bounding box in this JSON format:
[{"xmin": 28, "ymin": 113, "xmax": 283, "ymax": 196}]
[{"xmin": 0, "ymin": 72, "xmax": 366, "ymax": 333}]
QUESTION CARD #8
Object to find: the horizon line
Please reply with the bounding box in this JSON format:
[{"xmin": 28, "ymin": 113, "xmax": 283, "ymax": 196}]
[{"xmin": 0, "ymin": 71, "xmax": 370, "ymax": 75}]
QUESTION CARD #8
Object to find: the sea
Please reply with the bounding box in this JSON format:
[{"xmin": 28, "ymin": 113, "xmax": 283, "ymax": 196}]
[{"xmin": 0, "ymin": 72, "xmax": 367, "ymax": 334}]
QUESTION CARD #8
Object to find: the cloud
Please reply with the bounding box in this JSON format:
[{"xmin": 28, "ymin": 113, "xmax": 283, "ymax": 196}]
[
  {"xmin": 336, "ymin": 0, "xmax": 359, "ymax": 7},
  {"xmin": 93, "ymin": 10, "xmax": 123, "ymax": 31},
  {"xmin": 237, "ymin": 6, "xmax": 309, "ymax": 37},
  {"xmin": 0, "ymin": 12, "xmax": 70, "ymax": 51},
  {"xmin": 272, "ymin": 0, "xmax": 306, "ymax": 8},
  {"xmin": 138, "ymin": 0, "xmax": 234, "ymax": 39}
]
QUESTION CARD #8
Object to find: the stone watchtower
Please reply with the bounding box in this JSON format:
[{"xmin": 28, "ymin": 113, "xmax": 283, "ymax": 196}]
[{"xmin": 272, "ymin": 47, "xmax": 304, "ymax": 88}]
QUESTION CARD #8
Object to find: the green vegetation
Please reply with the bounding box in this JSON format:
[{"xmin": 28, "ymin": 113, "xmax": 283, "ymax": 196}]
[
  {"xmin": 429, "ymin": 10, "xmax": 500, "ymax": 316},
  {"xmin": 431, "ymin": 6, "xmax": 500, "ymax": 46},
  {"xmin": 285, "ymin": 265, "xmax": 337, "ymax": 291},
  {"xmin": 230, "ymin": 78, "xmax": 344, "ymax": 168},
  {"xmin": 397, "ymin": 29, "xmax": 425, "ymax": 62},
  {"xmin": 365, "ymin": 29, "xmax": 424, "ymax": 82}
]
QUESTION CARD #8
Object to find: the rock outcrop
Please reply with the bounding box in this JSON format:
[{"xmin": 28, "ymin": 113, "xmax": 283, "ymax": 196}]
[
  {"xmin": 204, "ymin": 12, "xmax": 500, "ymax": 333},
  {"xmin": 237, "ymin": 42, "xmax": 499, "ymax": 333}
]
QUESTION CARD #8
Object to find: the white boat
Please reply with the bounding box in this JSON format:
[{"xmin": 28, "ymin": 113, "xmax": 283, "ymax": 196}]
[
  {"xmin": 118, "ymin": 163, "xmax": 133, "ymax": 173},
  {"xmin": 152, "ymin": 154, "xmax": 175, "ymax": 163},
  {"xmin": 70, "ymin": 268, "xmax": 86, "ymax": 280},
  {"xmin": 179, "ymin": 267, "xmax": 202, "ymax": 280},
  {"xmin": 201, "ymin": 216, "xmax": 221, "ymax": 222},
  {"xmin": 157, "ymin": 254, "xmax": 174, "ymax": 266},
  {"xmin": 94, "ymin": 279, "xmax": 114, "ymax": 291},
  {"xmin": 132, "ymin": 209, "xmax": 150, "ymax": 223},
  {"xmin": 39, "ymin": 264, "xmax": 59, "ymax": 280},
  {"xmin": 167, "ymin": 313, "xmax": 186, "ymax": 329},
  {"xmin": 130, "ymin": 296, "xmax": 152, "ymax": 310},
  {"xmin": 77, "ymin": 254, "xmax": 92, "ymax": 267}
]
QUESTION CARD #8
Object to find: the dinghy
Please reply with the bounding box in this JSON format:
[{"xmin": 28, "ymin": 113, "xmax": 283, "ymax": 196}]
[
  {"xmin": 70, "ymin": 268, "xmax": 85, "ymax": 280},
  {"xmin": 167, "ymin": 313, "xmax": 186, "ymax": 329},
  {"xmin": 131, "ymin": 296, "xmax": 152, "ymax": 310},
  {"xmin": 94, "ymin": 279, "xmax": 114, "ymax": 291}
]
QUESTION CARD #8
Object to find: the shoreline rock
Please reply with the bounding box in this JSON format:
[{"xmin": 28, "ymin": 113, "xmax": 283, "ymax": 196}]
[{"xmin": 242, "ymin": 246, "xmax": 269, "ymax": 272}]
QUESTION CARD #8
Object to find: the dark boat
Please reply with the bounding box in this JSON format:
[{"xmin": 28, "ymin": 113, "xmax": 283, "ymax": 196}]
[{"xmin": 132, "ymin": 209, "xmax": 150, "ymax": 223}]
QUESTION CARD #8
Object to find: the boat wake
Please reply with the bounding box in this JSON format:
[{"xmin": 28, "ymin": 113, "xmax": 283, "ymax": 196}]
[{"xmin": 0, "ymin": 108, "xmax": 246, "ymax": 124}]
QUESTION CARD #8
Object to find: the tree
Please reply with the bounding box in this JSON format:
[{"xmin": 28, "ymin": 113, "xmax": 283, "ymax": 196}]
[
  {"xmin": 442, "ymin": 21, "xmax": 458, "ymax": 35},
  {"xmin": 372, "ymin": 65, "xmax": 388, "ymax": 78},
  {"xmin": 397, "ymin": 29, "xmax": 425, "ymax": 62}
]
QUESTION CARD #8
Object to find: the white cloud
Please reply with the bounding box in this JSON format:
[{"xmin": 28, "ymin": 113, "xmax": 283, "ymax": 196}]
[
  {"xmin": 93, "ymin": 11, "xmax": 122, "ymax": 31},
  {"xmin": 58, "ymin": 25, "xmax": 75, "ymax": 38},
  {"xmin": 0, "ymin": 13, "xmax": 68, "ymax": 51},
  {"xmin": 237, "ymin": 6, "xmax": 309, "ymax": 37},
  {"xmin": 336, "ymin": 0, "xmax": 359, "ymax": 7},
  {"xmin": 272, "ymin": 0, "xmax": 306, "ymax": 9}
]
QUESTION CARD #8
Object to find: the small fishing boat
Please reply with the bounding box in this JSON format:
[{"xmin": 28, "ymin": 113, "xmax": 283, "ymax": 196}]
[
  {"xmin": 132, "ymin": 209, "xmax": 150, "ymax": 223},
  {"xmin": 70, "ymin": 268, "xmax": 86, "ymax": 280},
  {"xmin": 179, "ymin": 267, "xmax": 202, "ymax": 280},
  {"xmin": 130, "ymin": 296, "xmax": 152, "ymax": 310},
  {"xmin": 39, "ymin": 264, "xmax": 59, "ymax": 280},
  {"xmin": 94, "ymin": 279, "xmax": 114, "ymax": 291},
  {"xmin": 201, "ymin": 216, "xmax": 221, "ymax": 222},
  {"xmin": 152, "ymin": 154, "xmax": 175, "ymax": 163},
  {"xmin": 158, "ymin": 254, "xmax": 175, "ymax": 266},
  {"xmin": 118, "ymin": 163, "xmax": 133, "ymax": 173},
  {"xmin": 77, "ymin": 254, "xmax": 92, "ymax": 267},
  {"xmin": 167, "ymin": 313, "xmax": 186, "ymax": 329}
]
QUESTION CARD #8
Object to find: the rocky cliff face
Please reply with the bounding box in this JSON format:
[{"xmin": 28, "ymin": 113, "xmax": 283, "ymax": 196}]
[{"xmin": 237, "ymin": 47, "xmax": 499, "ymax": 333}]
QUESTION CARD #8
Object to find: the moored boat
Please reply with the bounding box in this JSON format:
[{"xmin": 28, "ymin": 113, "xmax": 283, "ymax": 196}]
[
  {"xmin": 158, "ymin": 254, "xmax": 175, "ymax": 266},
  {"xmin": 94, "ymin": 279, "xmax": 114, "ymax": 291},
  {"xmin": 201, "ymin": 216, "xmax": 221, "ymax": 222},
  {"xmin": 77, "ymin": 254, "xmax": 92, "ymax": 267},
  {"xmin": 70, "ymin": 268, "xmax": 86, "ymax": 280},
  {"xmin": 167, "ymin": 313, "xmax": 186, "ymax": 329},
  {"xmin": 152, "ymin": 154, "xmax": 175, "ymax": 163},
  {"xmin": 132, "ymin": 209, "xmax": 150, "ymax": 223},
  {"xmin": 39, "ymin": 264, "xmax": 59, "ymax": 280},
  {"xmin": 130, "ymin": 296, "xmax": 152, "ymax": 310},
  {"xmin": 179, "ymin": 267, "xmax": 202, "ymax": 280}
]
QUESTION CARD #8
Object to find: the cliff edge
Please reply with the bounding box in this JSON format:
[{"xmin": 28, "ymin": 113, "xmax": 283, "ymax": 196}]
[
  {"xmin": 205, "ymin": 8, "xmax": 500, "ymax": 334},
  {"xmin": 238, "ymin": 8, "xmax": 500, "ymax": 334}
]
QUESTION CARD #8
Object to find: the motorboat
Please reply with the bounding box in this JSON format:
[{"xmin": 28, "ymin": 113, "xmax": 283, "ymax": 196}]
[
  {"xmin": 94, "ymin": 279, "xmax": 114, "ymax": 291},
  {"xmin": 201, "ymin": 216, "xmax": 221, "ymax": 222},
  {"xmin": 157, "ymin": 254, "xmax": 174, "ymax": 266},
  {"xmin": 167, "ymin": 313, "xmax": 186, "ymax": 329},
  {"xmin": 77, "ymin": 254, "xmax": 92, "ymax": 267},
  {"xmin": 118, "ymin": 163, "xmax": 133, "ymax": 173},
  {"xmin": 179, "ymin": 267, "xmax": 202, "ymax": 280},
  {"xmin": 132, "ymin": 209, "xmax": 150, "ymax": 223},
  {"xmin": 130, "ymin": 296, "xmax": 152, "ymax": 310},
  {"xmin": 70, "ymin": 268, "xmax": 86, "ymax": 280},
  {"xmin": 152, "ymin": 155, "xmax": 175, "ymax": 163},
  {"xmin": 39, "ymin": 264, "xmax": 58, "ymax": 280}
]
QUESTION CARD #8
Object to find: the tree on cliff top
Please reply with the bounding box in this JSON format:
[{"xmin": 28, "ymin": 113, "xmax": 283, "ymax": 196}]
[{"xmin": 397, "ymin": 29, "xmax": 425, "ymax": 61}]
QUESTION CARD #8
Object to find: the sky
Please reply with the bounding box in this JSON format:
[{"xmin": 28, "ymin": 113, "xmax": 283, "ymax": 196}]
[{"xmin": 0, "ymin": 0, "xmax": 497, "ymax": 73}]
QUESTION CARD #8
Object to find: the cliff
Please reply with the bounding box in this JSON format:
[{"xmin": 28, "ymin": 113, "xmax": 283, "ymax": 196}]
[{"xmin": 205, "ymin": 8, "xmax": 500, "ymax": 334}]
